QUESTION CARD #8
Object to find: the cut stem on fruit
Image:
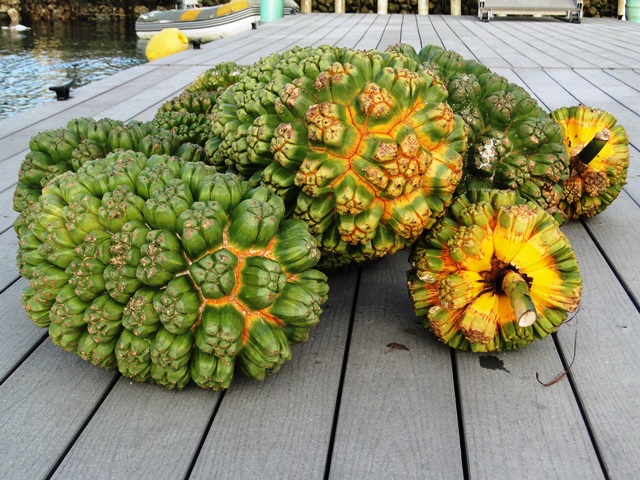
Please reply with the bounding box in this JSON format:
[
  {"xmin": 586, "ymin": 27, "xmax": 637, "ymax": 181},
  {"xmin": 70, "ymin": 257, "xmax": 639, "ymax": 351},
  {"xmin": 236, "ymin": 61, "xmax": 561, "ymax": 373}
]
[
  {"xmin": 501, "ymin": 270, "xmax": 537, "ymax": 327},
  {"xmin": 577, "ymin": 128, "xmax": 610, "ymax": 165}
]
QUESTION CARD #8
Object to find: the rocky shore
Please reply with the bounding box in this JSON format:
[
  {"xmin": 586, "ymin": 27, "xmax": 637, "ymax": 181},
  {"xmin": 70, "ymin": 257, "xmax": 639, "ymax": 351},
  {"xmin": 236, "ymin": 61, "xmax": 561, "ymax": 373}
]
[
  {"xmin": 2, "ymin": 0, "xmax": 177, "ymax": 24},
  {"xmin": 0, "ymin": 0, "xmax": 617, "ymax": 26},
  {"xmin": 1, "ymin": 0, "xmax": 470, "ymax": 23}
]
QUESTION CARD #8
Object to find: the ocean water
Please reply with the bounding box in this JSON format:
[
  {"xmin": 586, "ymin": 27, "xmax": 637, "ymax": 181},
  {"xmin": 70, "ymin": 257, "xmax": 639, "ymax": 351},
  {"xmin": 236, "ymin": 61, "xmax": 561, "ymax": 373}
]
[{"xmin": 0, "ymin": 20, "xmax": 147, "ymax": 119}]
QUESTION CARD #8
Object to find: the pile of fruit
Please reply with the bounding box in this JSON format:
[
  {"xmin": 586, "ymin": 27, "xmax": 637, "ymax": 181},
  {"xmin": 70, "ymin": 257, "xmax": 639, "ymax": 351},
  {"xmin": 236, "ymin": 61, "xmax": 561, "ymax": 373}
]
[{"xmin": 13, "ymin": 44, "xmax": 629, "ymax": 389}]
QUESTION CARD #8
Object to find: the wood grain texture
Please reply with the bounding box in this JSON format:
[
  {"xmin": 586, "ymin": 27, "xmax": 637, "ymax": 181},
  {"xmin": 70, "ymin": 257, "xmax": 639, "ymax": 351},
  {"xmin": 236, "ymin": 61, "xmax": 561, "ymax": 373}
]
[
  {"xmin": 51, "ymin": 380, "xmax": 220, "ymax": 480},
  {"xmin": 449, "ymin": 16, "xmax": 529, "ymax": 68},
  {"xmin": 559, "ymin": 222, "xmax": 640, "ymax": 478},
  {"xmin": 0, "ymin": 186, "xmax": 18, "ymax": 232},
  {"xmin": 189, "ymin": 270, "xmax": 358, "ymax": 480},
  {"xmin": 456, "ymin": 338, "xmax": 604, "ymax": 480},
  {"xmin": 0, "ymin": 230, "xmax": 19, "ymax": 290},
  {"xmin": 0, "ymin": 341, "xmax": 117, "ymax": 480},
  {"xmin": 416, "ymin": 15, "xmax": 446, "ymax": 50},
  {"xmin": 334, "ymin": 13, "xmax": 378, "ymax": 48},
  {"xmin": 0, "ymin": 278, "xmax": 45, "ymax": 381},
  {"xmin": 328, "ymin": 252, "xmax": 463, "ymax": 479}
]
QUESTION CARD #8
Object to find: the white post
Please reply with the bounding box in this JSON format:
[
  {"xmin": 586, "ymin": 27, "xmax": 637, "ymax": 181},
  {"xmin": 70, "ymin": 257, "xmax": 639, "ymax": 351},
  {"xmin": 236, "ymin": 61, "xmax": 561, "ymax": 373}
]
[
  {"xmin": 450, "ymin": 0, "xmax": 461, "ymax": 15},
  {"xmin": 335, "ymin": 0, "xmax": 345, "ymax": 13},
  {"xmin": 618, "ymin": 0, "xmax": 626, "ymax": 19},
  {"xmin": 378, "ymin": 0, "xmax": 388, "ymax": 14},
  {"xmin": 301, "ymin": 0, "xmax": 311, "ymax": 13},
  {"xmin": 418, "ymin": 0, "xmax": 428, "ymax": 15}
]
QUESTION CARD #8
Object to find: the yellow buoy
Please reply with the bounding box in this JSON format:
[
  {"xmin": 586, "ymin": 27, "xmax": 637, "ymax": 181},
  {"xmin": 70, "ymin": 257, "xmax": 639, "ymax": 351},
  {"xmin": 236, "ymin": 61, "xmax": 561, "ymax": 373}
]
[{"xmin": 145, "ymin": 28, "xmax": 189, "ymax": 62}]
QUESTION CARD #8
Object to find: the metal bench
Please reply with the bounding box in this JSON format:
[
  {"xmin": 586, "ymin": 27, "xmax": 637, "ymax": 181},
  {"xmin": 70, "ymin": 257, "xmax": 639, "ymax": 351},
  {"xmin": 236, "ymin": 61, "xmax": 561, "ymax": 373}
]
[{"xmin": 478, "ymin": 0, "xmax": 583, "ymax": 22}]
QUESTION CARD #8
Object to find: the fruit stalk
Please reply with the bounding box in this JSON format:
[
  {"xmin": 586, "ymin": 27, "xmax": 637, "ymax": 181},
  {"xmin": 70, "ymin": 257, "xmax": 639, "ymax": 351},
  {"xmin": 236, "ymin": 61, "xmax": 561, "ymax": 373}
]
[
  {"xmin": 501, "ymin": 270, "xmax": 537, "ymax": 327},
  {"xmin": 577, "ymin": 128, "xmax": 610, "ymax": 165}
]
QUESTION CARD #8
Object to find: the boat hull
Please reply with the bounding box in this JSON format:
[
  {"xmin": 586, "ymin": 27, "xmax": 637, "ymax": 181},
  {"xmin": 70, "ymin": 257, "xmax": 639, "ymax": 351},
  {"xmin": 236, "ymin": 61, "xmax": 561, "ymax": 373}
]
[{"xmin": 136, "ymin": 3, "xmax": 298, "ymax": 42}]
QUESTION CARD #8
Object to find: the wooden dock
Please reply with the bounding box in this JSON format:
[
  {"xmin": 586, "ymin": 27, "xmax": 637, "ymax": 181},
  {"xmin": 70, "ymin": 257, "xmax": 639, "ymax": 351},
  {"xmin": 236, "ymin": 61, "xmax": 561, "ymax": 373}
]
[{"xmin": 1, "ymin": 13, "xmax": 639, "ymax": 479}]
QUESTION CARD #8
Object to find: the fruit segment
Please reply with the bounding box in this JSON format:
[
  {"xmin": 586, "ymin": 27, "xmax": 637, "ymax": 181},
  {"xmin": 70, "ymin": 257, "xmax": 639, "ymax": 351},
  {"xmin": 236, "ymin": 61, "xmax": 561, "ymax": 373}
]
[
  {"xmin": 16, "ymin": 153, "xmax": 329, "ymax": 390},
  {"xmin": 551, "ymin": 105, "xmax": 629, "ymax": 221},
  {"xmin": 408, "ymin": 190, "xmax": 582, "ymax": 352}
]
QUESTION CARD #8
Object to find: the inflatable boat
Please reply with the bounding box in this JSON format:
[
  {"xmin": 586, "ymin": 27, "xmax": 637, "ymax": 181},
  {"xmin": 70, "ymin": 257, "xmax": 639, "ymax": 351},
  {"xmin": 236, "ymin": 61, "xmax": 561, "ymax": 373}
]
[{"xmin": 135, "ymin": 0, "xmax": 300, "ymax": 43}]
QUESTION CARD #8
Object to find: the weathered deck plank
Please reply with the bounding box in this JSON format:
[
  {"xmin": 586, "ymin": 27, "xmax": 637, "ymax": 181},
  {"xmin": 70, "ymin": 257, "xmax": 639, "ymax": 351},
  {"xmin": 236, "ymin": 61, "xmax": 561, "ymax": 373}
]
[
  {"xmin": 334, "ymin": 12, "xmax": 378, "ymax": 48},
  {"xmin": 189, "ymin": 271, "xmax": 357, "ymax": 480},
  {"xmin": 0, "ymin": 278, "xmax": 45, "ymax": 382},
  {"xmin": 399, "ymin": 14, "xmax": 421, "ymax": 46},
  {"xmin": 355, "ymin": 15, "xmax": 391, "ymax": 50},
  {"xmin": 0, "ymin": 232, "xmax": 19, "ymax": 289},
  {"xmin": 329, "ymin": 252, "xmax": 463, "ymax": 479},
  {"xmin": 525, "ymin": 22, "xmax": 630, "ymax": 69},
  {"xmin": 449, "ymin": 15, "xmax": 535, "ymax": 68},
  {"xmin": 377, "ymin": 13, "xmax": 403, "ymax": 50},
  {"xmin": 415, "ymin": 15, "xmax": 448, "ymax": 50},
  {"xmin": 51, "ymin": 381, "xmax": 220, "ymax": 480},
  {"xmin": 439, "ymin": 16, "xmax": 510, "ymax": 67},
  {"xmin": 0, "ymin": 65, "xmax": 185, "ymax": 164},
  {"xmin": 559, "ymin": 222, "xmax": 640, "ymax": 478},
  {"xmin": 310, "ymin": 13, "xmax": 363, "ymax": 46},
  {"xmin": 429, "ymin": 15, "xmax": 477, "ymax": 58},
  {"xmin": 0, "ymin": 343, "xmax": 117, "ymax": 480},
  {"xmin": 0, "ymin": 188, "xmax": 18, "ymax": 232},
  {"xmin": 499, "ymin": 62, "xmax": 640, "ymax": 478},
  {"xmin": 0, "ymin": 14, "xmax": 639, "ymax": 480},
  {"xmin": 533, "ymin": 21, "xmax": 640, "ymax": 68},
  {"xmin": 482, "ymin": 20, "xmax": 567, "ymax": 68},
  {"xmin": 456, "ymin": 338, "xmax": 605, "ymax": 479}
]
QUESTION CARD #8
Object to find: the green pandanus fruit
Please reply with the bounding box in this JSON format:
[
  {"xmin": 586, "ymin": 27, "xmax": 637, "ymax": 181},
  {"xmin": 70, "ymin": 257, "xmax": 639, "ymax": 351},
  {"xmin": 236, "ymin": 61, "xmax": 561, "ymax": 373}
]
[
  {"xmin": 265, "ymin": 49, "xmax": 467, "ymax": 268},
  {"xmin": 152, "ymin": 62, "xmax": 249, "ymax": 152},
  {"xmin": 388, "ymin": 44, "xmax": 570, "ymax": 222},
  {"xmin": 14, "ymin": 117, "xmax": 127, "ymax": 213},
  {"xmin": 17, "ymin": 151, "xmax": 329, "ymax": 390},
  {"xmin": 13, "ymin": 117, "xmax": 204, "ymax": 216},
  {"xmin": 14, "ymin": 125, "xmax": 85, "ymax": 214},
  {"xmin": 183, "ymin": 61, "xmax": 248, "ymax": 93},
  {"xmin": 550, "ymin": 106, "xmax": 629, "ymax": 221},
  {"xmin": 207, "ymin": 46, "xmax": 467, "ymax": 268},
  {"xmin": 148, "ymin": 111, "xmax": 212, "ymax": 147},
  {"xmin": 157, "ymin": 89, "xmax": 221, "ymax": 116},
  {"xmin": 207, "ymin": 45, "xmax": 347, "ymax": 175},
  {"xmin": 407, "ymin": 190, "xmax": 582, "ymax": 352}
]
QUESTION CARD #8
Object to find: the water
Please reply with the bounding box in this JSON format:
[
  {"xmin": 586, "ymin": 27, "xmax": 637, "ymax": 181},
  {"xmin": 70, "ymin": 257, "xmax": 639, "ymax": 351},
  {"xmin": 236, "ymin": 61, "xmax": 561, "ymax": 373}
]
[{"xmin": 0, "ymin": 20, "xmax": 147, "ymax": 119}]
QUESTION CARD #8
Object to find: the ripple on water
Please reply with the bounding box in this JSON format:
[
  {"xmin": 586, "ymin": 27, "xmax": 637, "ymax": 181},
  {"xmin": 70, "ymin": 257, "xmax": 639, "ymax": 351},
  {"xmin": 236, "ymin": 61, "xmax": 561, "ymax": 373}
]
[{"xmin": 0, "ymin": 20, "xmax": 147, "ymax": 119}]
